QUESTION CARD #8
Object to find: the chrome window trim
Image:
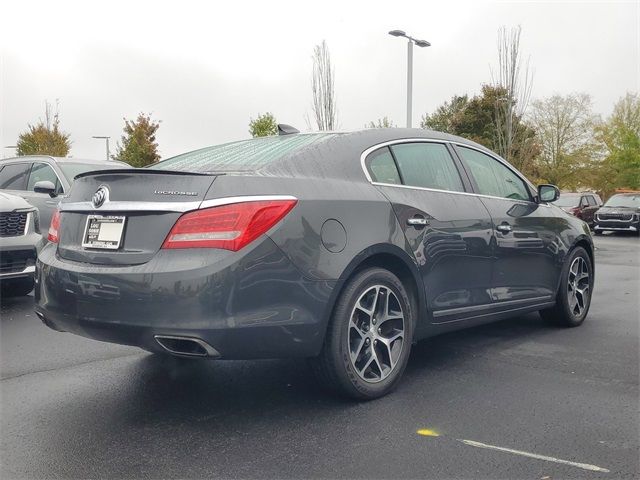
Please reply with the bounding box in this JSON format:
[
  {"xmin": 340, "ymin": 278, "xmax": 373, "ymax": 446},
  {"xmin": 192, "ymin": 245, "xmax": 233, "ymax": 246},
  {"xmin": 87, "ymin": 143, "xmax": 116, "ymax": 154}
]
[
  {"xmin": 360, "ymin": 138, "xmax": 547, "ymax": 206},
  {"xmin": 59, "ymin": 195, "xmax": 298, "ymax": 213}
]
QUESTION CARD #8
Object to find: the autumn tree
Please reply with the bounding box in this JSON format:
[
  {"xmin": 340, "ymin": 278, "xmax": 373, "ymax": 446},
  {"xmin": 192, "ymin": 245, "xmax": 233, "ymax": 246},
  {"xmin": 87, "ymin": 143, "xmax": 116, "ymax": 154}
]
[
  {"xmin": 112, "ymin": 113, "xmax": 161, "ymax": 167},
  {"xmin": 366, "ymin": 117, "xmax": 396, "ymax": 128},
  {"xmin": 310, "ymin": 40, "xmax": 337, "ymax": 131},
  {"xmin": 249, "ymin": 112, "xmax": 278, "ymax": 137},
  {"xmin": 595, "ymin": 93, "xmax": 640, "ymax": 193},
  {"xmin": 528, "ymin": 94, "xmax": 600, "ymax": 188},
  {"xmin": 16, "ymin": 100, "xmax": 71, "ymax": 157}
]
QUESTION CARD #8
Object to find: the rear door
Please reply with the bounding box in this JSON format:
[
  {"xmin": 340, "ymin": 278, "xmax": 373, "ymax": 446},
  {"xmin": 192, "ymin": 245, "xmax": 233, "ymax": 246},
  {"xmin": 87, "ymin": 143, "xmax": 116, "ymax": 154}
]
[
  {"xmin": 364, "ymin": 141, "xmax": 495, "ymax": 324},
  {"xmin": 454, "ymin": 145, "xmax": 560, "ymax": 306}
]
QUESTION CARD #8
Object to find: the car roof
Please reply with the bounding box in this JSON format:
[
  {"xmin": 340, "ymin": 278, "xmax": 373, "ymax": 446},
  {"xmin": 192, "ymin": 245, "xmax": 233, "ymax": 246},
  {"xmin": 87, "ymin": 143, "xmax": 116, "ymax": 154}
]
[{"xmin": 256, "ymin": 128, "xmax": 507, "ymax": 181}]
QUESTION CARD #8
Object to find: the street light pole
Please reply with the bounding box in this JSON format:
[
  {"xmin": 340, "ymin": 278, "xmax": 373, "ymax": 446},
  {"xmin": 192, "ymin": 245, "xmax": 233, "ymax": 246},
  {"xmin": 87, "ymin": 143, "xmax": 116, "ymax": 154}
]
[
  {"xmin": 92, "ymin": 136, "xmax": 110, "ymax": 161},
  {"xmin": 388, "ymin": 30, "xmax": 431, "ymax": 128},
  {"xmin": 407, "ymin": 39, "xmax": 413, "ymax": 128}
]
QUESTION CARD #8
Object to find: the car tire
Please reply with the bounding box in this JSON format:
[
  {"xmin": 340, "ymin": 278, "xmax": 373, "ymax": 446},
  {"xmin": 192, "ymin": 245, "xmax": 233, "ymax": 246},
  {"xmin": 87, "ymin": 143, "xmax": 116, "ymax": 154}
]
[
  {"xmin": 1, "ymin": 278, "xmax": 35, "ymax": 297},
  {"xmin": 539, "ymin": 246, "xmax": 593, "ymax": 327},
  {"xmin": 311, "ymin": 267, "xmax": 414, "ymax": 400}
]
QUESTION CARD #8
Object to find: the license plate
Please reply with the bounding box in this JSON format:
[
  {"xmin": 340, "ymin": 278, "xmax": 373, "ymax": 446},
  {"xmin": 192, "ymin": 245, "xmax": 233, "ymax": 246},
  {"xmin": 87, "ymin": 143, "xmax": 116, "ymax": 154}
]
[{"xmin": 82, "ymin": 215, "xmax": 126, "ymax": 250}]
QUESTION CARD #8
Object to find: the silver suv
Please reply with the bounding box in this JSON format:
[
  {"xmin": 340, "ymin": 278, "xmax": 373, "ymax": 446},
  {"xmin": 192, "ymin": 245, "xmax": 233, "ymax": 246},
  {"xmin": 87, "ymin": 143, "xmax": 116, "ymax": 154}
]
[
  {"xmin": 0, "ymin": 156, "xmax": 128, "ymax": 233},
  {"xmin": 0, "ymin": 192, "xmax": 42, "ymax": 296}
]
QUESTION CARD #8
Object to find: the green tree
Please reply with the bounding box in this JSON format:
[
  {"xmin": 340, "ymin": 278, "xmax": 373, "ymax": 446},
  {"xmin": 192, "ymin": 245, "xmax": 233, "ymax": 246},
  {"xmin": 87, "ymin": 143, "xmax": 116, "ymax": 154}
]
[
  {"xmin": 16, "ymin": 101, "xmax": 71, "ymax": 157},
  {"xmin": 528, "ymin": 93, "xmax": 600, "ymax": 189},
  {"xmin": 596, "ymin": 93, "xmax": 640, "ymax": 192},
  {"xmin": 249, "ymin": 112, "xmax": 278, "ymax": 137},
  {"xmin": 420, "ymin": 95, "xmax": 468, "ymax": 133},
  {"xmin": 366, "ymin": 117, "xmax": 396, "ymax": 128},
  {"xmin": 112, "ymin": 113, "xmax": 161, "ymax": 167},
  {"xmin": 421, "ymin": 86, "xmax": 539, "ymax": 177}
]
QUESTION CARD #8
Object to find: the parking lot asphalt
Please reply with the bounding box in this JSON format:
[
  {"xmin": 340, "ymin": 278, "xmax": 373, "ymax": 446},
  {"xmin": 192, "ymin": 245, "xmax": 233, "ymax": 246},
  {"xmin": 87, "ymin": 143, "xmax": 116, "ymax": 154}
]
[{"xmin": 1, "ymin": 234, "xmax": 638, "ymax": 479}]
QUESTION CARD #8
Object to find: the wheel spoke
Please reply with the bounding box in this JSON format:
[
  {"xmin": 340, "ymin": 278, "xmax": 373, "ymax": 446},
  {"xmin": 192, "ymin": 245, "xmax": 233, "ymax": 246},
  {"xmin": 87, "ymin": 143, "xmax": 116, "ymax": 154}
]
[{"xmin": 348, "ymin": 284, "xmax": 406, "ymax": 384}]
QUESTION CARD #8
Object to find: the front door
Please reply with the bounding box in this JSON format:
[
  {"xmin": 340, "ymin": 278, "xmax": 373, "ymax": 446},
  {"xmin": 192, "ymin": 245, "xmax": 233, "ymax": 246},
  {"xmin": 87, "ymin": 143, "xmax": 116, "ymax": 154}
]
[{"xmin": 454, "ymin": 145, "xmax": 560, "ymax": 306}]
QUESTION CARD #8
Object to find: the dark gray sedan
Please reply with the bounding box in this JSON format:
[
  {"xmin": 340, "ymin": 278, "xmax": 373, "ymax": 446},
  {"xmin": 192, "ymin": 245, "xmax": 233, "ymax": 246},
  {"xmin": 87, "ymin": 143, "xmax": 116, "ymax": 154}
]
[{"xmin": 34, "ymin": 129, "xmax": 594, "ymax": 399}]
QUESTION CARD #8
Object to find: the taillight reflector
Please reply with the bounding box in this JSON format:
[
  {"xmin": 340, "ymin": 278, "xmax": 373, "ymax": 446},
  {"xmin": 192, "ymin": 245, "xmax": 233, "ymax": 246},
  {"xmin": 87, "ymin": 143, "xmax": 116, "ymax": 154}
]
[{"xmin": 162, "ymin": 199, "xmax": 297, "ymax": 251}]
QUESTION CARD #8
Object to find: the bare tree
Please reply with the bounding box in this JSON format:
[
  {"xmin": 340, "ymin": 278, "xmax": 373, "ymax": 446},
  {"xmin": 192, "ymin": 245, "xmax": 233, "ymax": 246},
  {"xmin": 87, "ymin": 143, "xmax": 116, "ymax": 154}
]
[
  {"xmin": 491, "ymin": 26, "xmax": 534, "ymax": 164},
  {"xmin": 529, "ymin": 93, "xmax": 600, "ymax": 187},
  {"xmin": 310, "ymin": 40, "xmax": 337, "ymax": 131}
]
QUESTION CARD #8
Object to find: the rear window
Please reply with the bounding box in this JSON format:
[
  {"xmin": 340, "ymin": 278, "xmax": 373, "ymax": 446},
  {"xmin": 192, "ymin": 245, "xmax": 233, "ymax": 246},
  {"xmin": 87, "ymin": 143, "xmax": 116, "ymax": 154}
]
[{"xmin": 151, "ymin": 134, "xmax": 336, "ymax": 173}]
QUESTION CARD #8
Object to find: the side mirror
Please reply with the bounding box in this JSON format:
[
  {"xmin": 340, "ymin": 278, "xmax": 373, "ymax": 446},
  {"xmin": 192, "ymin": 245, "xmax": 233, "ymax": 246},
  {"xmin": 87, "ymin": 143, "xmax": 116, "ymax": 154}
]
[
  {"xmin": 538, "ymin": 184, "xmax": 560, "ymax": 203},
  {"xmin": 33, "ymin": 180, "xmax": 57, "ymax": 198}
]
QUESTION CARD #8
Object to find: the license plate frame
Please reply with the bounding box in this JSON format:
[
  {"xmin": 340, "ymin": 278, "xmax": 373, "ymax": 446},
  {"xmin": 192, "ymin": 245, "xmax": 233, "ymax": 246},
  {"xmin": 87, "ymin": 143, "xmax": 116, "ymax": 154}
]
[{"xmin": 82, "ymin": 215, "xmax": 126, "ymax": 250}]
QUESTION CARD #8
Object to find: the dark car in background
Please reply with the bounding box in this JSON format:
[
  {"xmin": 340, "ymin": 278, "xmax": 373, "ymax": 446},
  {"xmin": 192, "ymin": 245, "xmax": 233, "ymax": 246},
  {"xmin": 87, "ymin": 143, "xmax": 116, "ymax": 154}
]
[
  {"xmin": 34, "ymin": 129, "xmax": 594, "ymax": 399},
  {"xmin": 553, "ymin": 192, "xmax": 602, "ymax": 227},
  {"xmin": 0, "ymin": 156, "xmax": 128, "ymax": 233},
  {"xmin": 0, "ymin": 192, "xmax": 42, "ymax": 296},
  {"xmin": 594, "ymin": 193, "xmax": 640, "ymax": 234}
]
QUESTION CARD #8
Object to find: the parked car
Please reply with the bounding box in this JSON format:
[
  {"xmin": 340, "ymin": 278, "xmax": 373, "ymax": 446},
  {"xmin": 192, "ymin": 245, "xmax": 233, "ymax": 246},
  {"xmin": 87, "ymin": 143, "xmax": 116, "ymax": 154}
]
[
  {"xmin": 0, "ymin": 192, "xmax": 43, "ymax": 296},
  {"xmin": 594, "ymin": 193, "xmax": 640, "ymax": 234},
  {"xmin": 552, "ymin": 192, "xmax": 602, "ymax": 227},
  {"xmin": 0, "ymin": 156, "xmax": 129, "ymax": 233},
  {"xmin": 34, "ymin": 128, "xmax": 594, "ymax": 399}
]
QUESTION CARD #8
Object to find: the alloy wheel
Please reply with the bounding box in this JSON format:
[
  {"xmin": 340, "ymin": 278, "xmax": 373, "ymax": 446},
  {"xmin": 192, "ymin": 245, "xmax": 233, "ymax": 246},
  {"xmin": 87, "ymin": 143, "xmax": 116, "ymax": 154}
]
[
  {"xmin": 348, "ymin": 285, "xmax": 405, "ymax": 383},
  {"xmin": 567, "ymin": 256, "xmax": 590, "ymax": 318}
]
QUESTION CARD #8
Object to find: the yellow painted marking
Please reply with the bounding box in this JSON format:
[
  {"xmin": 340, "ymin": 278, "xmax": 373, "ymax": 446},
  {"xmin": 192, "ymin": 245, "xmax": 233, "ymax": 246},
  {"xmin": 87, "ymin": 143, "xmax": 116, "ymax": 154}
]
[{"xmin": 416, "ymin": 428, "xmax": 440, "ymax": 437}]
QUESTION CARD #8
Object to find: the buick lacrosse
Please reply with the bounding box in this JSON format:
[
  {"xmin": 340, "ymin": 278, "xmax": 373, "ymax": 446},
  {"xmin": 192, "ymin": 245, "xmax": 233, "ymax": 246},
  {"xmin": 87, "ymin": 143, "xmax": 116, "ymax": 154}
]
[{"xmin": 35, "ymin": 127, "xmax": 594, "ymax": 399}]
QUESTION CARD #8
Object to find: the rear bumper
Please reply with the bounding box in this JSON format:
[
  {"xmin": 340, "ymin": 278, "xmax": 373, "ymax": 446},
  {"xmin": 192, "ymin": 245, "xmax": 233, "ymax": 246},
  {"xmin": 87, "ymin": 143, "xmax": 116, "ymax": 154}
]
[{"xmin": 35, "ymin": 239, "xmax": 335, "ymax": 359}]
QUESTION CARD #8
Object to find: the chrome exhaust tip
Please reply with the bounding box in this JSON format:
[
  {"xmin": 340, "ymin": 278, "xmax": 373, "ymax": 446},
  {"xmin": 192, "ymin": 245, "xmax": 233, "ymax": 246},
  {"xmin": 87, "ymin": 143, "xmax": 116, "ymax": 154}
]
[{"xmin": 154, "ymin": 335, "xmax": 220, "ymax": 358}]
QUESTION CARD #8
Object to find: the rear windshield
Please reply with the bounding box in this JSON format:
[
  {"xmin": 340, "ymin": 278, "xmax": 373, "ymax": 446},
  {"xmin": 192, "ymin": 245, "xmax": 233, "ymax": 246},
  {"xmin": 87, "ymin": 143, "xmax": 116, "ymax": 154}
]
[
  {"xmin": 151, "ymin": 134, "xmax": 336, "ymax": 173},
  {"xmin": 59, "ymin": 162, "xmax": 125, "ymax": 181}
]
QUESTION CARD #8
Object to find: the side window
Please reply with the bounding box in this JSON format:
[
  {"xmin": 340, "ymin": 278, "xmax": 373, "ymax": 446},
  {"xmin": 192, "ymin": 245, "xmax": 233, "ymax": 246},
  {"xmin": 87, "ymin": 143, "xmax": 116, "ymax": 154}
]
[
  {"xmin": 587, "ymin": 196, "xmax": 597, "ymax": 206},
  {"xmin": 390, "ymin": 143, "xmax": 464, "ymax": 192},
  {"xmin": 27, "ymin": 163, "xmax": 62, "ymax": 193},
  {"xmin": 457, "ymin": 147, "xmax": 530, "ymax": 201},
  {"xmin": 0, "ymin": 163, "xmax": 32, "ymax": 190},
  {"xmin": 366, "ymin": 147, "xmax": 401, "ymax": 185}
]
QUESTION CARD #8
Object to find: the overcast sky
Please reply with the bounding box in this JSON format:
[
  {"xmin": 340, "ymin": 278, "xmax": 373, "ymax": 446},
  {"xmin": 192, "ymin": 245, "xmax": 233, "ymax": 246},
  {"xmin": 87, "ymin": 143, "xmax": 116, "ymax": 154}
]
[{"xmin": 1, "ymin": 0, "xmax": 638, "ymax": 160}]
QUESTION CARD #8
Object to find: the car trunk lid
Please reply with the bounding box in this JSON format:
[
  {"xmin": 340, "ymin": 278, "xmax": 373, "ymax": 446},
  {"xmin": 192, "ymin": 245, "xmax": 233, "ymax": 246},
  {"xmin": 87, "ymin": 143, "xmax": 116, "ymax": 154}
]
[{"xmin": 57, "ymin": 169, "xmax": 217, "ymax": 265}]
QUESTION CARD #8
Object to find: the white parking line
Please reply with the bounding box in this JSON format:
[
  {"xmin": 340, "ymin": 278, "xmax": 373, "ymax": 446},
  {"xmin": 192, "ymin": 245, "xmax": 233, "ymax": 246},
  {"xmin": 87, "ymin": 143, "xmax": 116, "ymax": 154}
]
[{"xmin": 459, "ymin": 439, "xmax": 610, "ymax": 473}]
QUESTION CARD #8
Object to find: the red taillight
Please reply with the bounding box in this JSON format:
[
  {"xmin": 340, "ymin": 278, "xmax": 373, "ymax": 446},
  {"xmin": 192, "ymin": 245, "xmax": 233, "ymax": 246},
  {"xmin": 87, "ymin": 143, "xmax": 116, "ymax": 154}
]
[
  {"xmin": 162, "ymin": 199, "xmax": 297, "ymax": 251},
  {"xmin": 48, "ymin": 209, "xmax": 61, "ymax": 243}
]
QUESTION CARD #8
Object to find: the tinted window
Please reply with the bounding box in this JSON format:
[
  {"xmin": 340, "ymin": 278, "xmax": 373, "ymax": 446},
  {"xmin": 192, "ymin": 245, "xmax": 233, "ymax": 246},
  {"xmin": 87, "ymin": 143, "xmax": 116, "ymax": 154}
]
[
  {"xmin": 366, "ymin": 148, "xmax": 401, "ymax": 184},
  {"xmin": 0, "ymin": 163, "xmax": 31, "ymax": 190},
  {"xmin": 390, "ymin": 143, "xmax": 464, "ymax": 192},
  {"xmin": 27, "ymin": 163, "xmax": 62, "ymax": 192},
  {"xmin": 458, "ymin": 147, "xmax": 530, "ymax": 201}
]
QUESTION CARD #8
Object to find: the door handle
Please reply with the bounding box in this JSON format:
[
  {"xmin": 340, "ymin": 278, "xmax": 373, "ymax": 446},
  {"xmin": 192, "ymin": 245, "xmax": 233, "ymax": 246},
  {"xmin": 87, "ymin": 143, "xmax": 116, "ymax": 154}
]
[
  {"xmin": 407, "ymin": 216, "xmax": 429, "ymax": 227},
  {"xmin": 496, "ymin": 223, "xmax": 512, "ymax": 234}
]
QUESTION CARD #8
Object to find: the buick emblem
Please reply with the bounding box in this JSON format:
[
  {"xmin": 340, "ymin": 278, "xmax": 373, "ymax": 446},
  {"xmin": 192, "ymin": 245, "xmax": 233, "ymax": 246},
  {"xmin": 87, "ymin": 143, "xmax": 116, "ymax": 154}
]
[{"xmin": 92, "ymin": 186, "xmax": 109, "ymax": 208}]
